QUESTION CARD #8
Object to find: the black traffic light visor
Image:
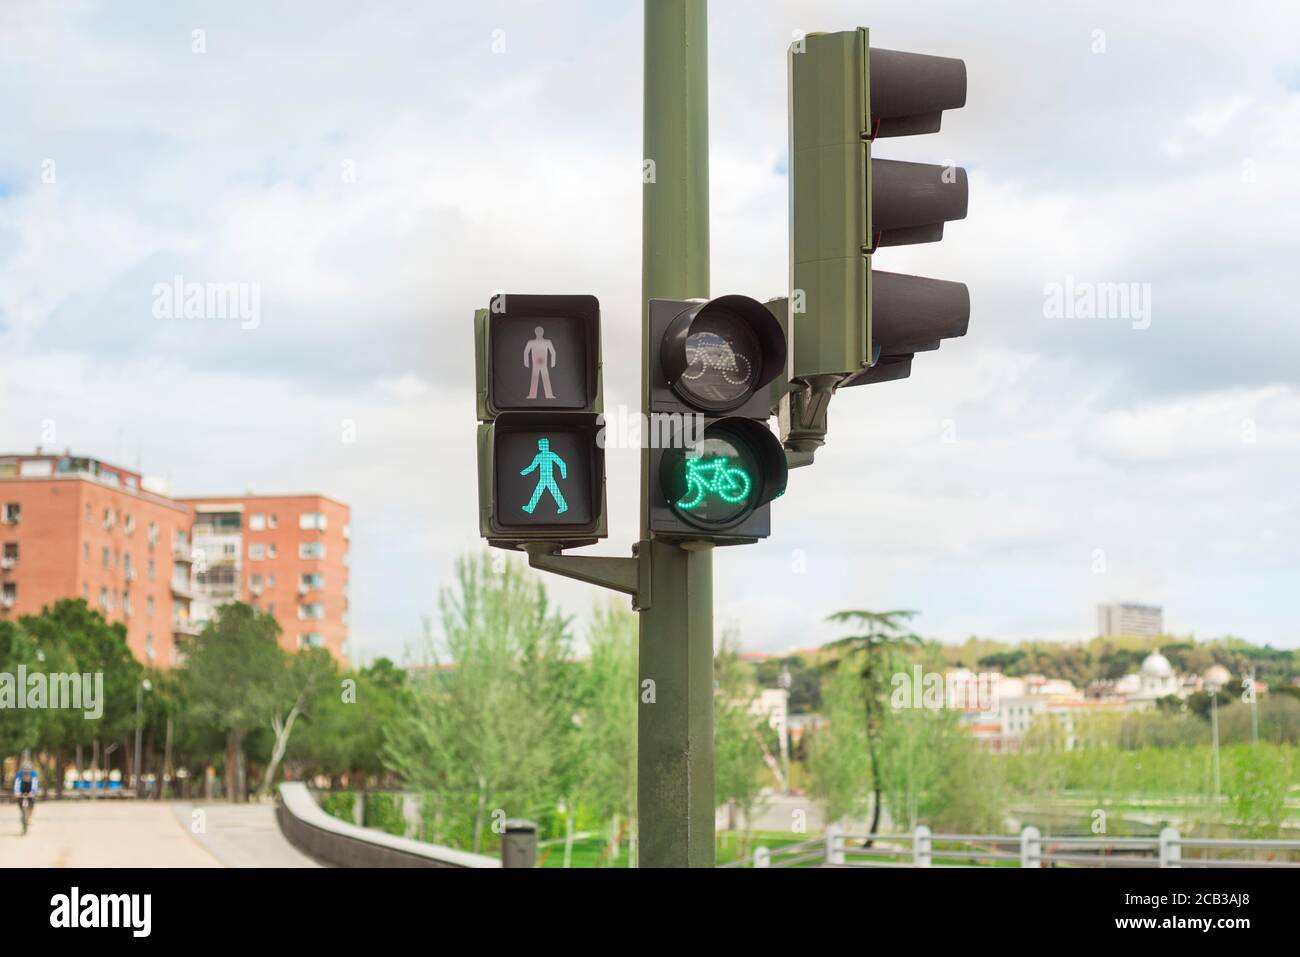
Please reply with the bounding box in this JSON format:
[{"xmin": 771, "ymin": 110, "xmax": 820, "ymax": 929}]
[
  {"xmin": 871, "ymin": 270, "xmax": 970, "ymax": 354},
  {"xmin": 660, "ymin": 295, "xmax": 787, "ymax": 414},
  {"xmin": 869, "ymin": 47, "xmax": 967, "ymax": 139},
  {"xmin": 871, "ymin": 159, "xmax": 968, "ymax": 249}
]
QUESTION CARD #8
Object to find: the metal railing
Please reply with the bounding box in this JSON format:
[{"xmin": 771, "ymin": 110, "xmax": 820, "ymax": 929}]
[{"xmin": 725, "ymin": 824, "xmax": 1300, "ymax": 868}]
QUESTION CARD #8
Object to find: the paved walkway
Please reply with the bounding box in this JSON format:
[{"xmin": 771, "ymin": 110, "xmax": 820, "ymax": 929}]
[
  {"xmin": 0, "ymin": 799, "xmax": 319, "ymax": 868},
  {"xmin": 1, "ymin": 799, "xmax": 220, "ymax": 868},
  {"xmin": 173, "ymin": 802, "xmax": 320, "ymax": 868}
]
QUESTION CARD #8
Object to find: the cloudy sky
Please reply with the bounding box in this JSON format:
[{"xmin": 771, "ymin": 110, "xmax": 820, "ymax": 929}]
[{"xmin": 3, "ymin": 1, "xmax": 1299, "ymax": 660}]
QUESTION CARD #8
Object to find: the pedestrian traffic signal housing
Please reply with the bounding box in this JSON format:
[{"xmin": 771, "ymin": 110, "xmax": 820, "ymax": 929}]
[
  {"xmin": 475, "ymin": 294, "xmax": 606, "ymax": 548},
  {"xmin": 788, "ymin": 29, "xmax": 969, "ymax": 387},
  {"xmin": 647, "ymin": 295, "xmax": 788, "ymax": 544}
]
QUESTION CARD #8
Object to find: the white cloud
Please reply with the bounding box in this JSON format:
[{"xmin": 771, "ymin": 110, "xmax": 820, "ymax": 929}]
[
  {"xmin": 3, "ymin": 0, "xmax": 1299, "ymax": 656},
  {"xmin": 1186, "ymin": 97, "xmax": 1252, "ymax": 137}
]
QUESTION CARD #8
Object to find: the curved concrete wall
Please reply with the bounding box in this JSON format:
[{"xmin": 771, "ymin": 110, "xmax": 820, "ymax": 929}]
[{"xmin": 277, "ymin": 783, "xmax": 500, "ymax": 868}]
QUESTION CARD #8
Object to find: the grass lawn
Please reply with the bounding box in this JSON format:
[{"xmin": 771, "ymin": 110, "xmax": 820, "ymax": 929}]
[{"xmin": 535, "ymin": 830, "xmax": 815, "ymax": 867}]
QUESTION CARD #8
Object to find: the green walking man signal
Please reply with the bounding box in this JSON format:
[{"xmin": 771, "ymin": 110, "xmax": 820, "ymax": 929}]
[{"xmin": 520, "ymin": 437, "xmax": 569, "ymax": 515}]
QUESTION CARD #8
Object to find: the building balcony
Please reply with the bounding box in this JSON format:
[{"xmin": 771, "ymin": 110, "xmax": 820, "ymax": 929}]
[
  {"xmin": 0, "ymin": 557, "xmax": 15, "ymax": 571},
  {"xmin": 170, "ymin": 579, "xmax": 194, "ymax": 599},
  {"xmin": 172, "ymin": 619, "xmax": 201, "ymax": 637},
  {"xmin": 172, "ymin": 544, "xmax": 193, "ymax": 562}
]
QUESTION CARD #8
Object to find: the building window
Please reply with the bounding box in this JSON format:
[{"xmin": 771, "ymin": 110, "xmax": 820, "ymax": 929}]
[
  {"xmin": 249, "ymin": 543, "xmax": 265, "ymax": 561},
  {"xmin": 298, "ymin": 633, "xmax": 323, "ymax": 649},
  {"xmin": 82, "ymin": 583, "xmax": 89, "ymax": 599},
  {"xmin": 1, "ymin": 582, "xmax": 16, "ymax": 607},
  {"xmin": 103, "ymin": 507, "xmax": 115, "ymax": 529},
  {"xmin": 148, "ymin": 558, "xmax": 156, "ymax": 579},
  {"xmin": 147, "ymin": 596, "xmax": 155, "ymax": 616},
  {"xmin": 299, "ymin": 542, "xmax": 326, "ymax": 560},
  {"xmin": 125, "ymin": 514, "xmax": 135, "ymax": 535},
  {"xmin": 249, "ymin": 513, "xmax": 266, "ymax": 531},
  {"xmin": 83, "ymin": 542, "xmax": 90, "ymax": 562},
  {"xmin": 267, "ymin": 543, "xmax": 277, "ymax": 559},
  {"xmin": 2, "ymin": 503, "xmax": 19, "ymax": 524},
  {"xmin": 298, "ymin": 603, "xmax": 324, "ymax": 620},
  {"xmin": 148, "ymin": 521, "xmax": 159, "ymax": 545},
  {"xmin": 85, "ymin": 503, "xmax": 92, "ymax": 522},
  {"xmin": 300, "ymin": 572, "xmax": 324, "ymax": 591},
  {"xmin": 123, "ymin": 592, "xmax": 132, "ymax": 617},
  {"xmin": 268, "ymin": 513, "xmax": 278, "ymax": 529},
  {"xmin": 250, "ymin": 574, "xmax": 264, "ymax": 595},
  {"xmin": 99, "ymin": 587, "xmax": 110, "ymax": 611},
  {"xmin": 299, "ymin": 511, "xmax": 327, "ymax": 531},
  {"xmin": 1, "ymin": 542, "xmax": 17, "ymax": 566},
  {"xmin": 267, "ymin": 575, "xmax": 276, "ymax": 590},
  {"xmin": 102, "ymin": 546, "xmax": 111, "ymax": 569},
  {"xmin": 145, "ymin": 634, "xmax": 155, "ymax": 660}
]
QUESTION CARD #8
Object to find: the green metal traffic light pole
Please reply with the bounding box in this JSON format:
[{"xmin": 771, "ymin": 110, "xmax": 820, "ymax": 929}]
[
  {"xmin": 637, "ymin": 0, "xmax": 715, "ymax": 868},
  {"xmin": 521, "ymin": 0, "xmax": 715, "ymax": 868}
]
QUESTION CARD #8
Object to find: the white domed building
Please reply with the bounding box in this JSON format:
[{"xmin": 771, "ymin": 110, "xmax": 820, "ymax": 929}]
[{"xmin": 1130, "ymin": 651, "xmax": 1181, "ymax": 705}]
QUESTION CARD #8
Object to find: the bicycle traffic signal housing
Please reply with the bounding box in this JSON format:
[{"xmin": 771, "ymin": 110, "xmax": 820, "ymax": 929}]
[
  {"xmin": 475, "ymin": 293, "xmax": 607, "ymax": 548},
  {"xmin": 647, "ymin": 296, "xmax": 788, "ymax": 545}
]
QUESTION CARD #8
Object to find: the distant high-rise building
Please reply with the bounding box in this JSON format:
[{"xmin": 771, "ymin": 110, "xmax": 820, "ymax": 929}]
[
  {"xmin": 1097, "ymin": 602, "xmax": 1163, "ymax": 638},
  {"xmin": 0, "ymin": 450, "xmax": 349, "ymax": 666}
]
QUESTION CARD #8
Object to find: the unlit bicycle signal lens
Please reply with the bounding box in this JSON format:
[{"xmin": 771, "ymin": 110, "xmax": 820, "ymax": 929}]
[{"xmin": 660, "ymin": 295, "xmax": 785, "ymax": 414}]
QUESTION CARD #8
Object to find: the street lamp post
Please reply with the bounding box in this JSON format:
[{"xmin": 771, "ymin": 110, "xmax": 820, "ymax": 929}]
[
  {"xmin": 134, "ymin": 678, "xmax": 152, "ymax": 796},
  {"xmin": 1210, "ymin": 688, "xmax": 1221, "ymax": 806}
]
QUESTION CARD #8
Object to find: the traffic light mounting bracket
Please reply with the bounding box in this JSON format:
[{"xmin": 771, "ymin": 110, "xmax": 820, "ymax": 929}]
[
  {"xmin": 765, "ymin": 296, "xmax": 839, "ymax": 470},
  {"xmin": 779, "ymin": 374, "xmax": 840, "ymax": 469},
  {"xmin": 524, "ymin": 541, "xmax": 653, "ymax": 611}
]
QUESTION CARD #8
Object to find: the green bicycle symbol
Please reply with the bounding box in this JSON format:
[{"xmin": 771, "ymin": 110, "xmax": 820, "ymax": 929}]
[{"xmin": 676, "ymin": 456, "xmax": 752, "ymax": 510}]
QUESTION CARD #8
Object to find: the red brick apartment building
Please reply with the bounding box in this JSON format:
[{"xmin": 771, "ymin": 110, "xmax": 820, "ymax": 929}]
[
  {"xmin": 179, "ymin": 494, "xmax": 350, "ymax": 661},
  {"xmin": 0, "ymin": 451, "xmax": 349, "ymax": 666}
]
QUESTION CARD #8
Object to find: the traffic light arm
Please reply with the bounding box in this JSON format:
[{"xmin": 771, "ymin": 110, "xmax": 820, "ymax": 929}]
[{"xmin": 524, "ymin": 542, "xmax": 652, "ymax": 611}]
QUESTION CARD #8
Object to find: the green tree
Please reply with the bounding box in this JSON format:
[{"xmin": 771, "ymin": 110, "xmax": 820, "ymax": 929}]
[
  {"xmin": 22, "ymin": 599, "xmax": 142, "ymax": 793},
  {"xmin": 291, "ymin": 657, "xmax": 412, "ymax": 785},
  {"xmin": 0, "ymin": 619, "xmax": 43, "ymax": 774},
  {"xmin": 714, "ymin": 629, "xmax": 767, "ymax": 856},
  {"xmin": 576, "ymin": 602, "xmax": 637, "ymax": 866},
  {"xmin": 384, "ymin": 553, "xmax": 572, "ymax": 854},
  {"xmin": 822, "ymin": 608, "xmax": 922, "ymax": 840},
  {"xmin": 805, "ymin": 663, "xmax": 871, "ymax": 826},
  {"xmin": 180, "ymin": 602, "xmax": 284, "ymax": 801},
  {"xmin": 256, "ymin": 647, "xmax": 337, "ymax": 798}
]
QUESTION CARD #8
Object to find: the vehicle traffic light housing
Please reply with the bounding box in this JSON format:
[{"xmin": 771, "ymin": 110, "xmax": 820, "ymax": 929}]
[
  {"xmin": 475, "ymin": 293, "xmax": 607, "ymax": 548},
  {"xmin": 788, "ymin": 28, "xmax": 969, "ymax": 386},
  {"xmin": 647, "ymin": 296, "xmax": 789, "ymax": 545}
]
